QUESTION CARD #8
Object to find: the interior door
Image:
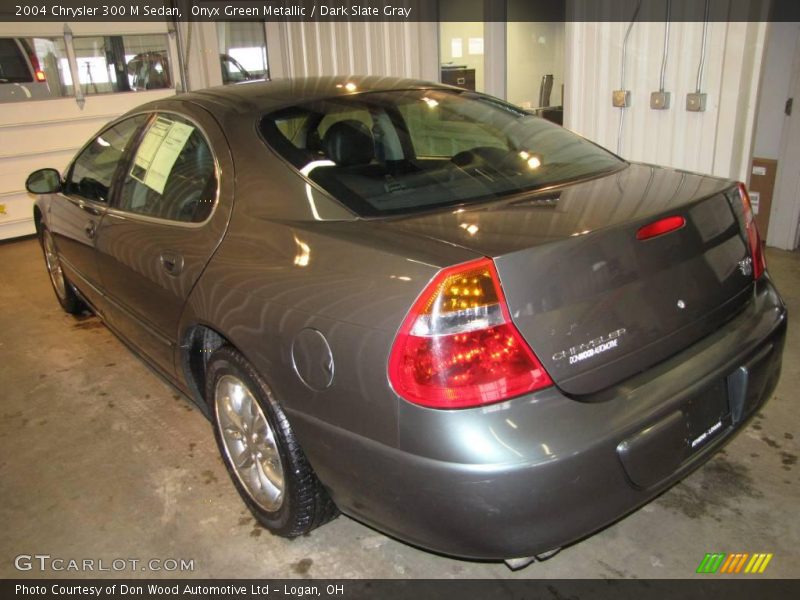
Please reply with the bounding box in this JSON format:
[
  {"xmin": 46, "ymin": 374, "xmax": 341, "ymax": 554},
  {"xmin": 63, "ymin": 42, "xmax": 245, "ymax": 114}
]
[
  {"xmin": 94, "ymin": 104, "xmax": 234, "ymax": 376},
  {"xmin": 48, "ymin": 114, "xmax": 148, "ymax": 311},
  {"xmin": 767, "ymin": 24, "xmax": 800, "ymax": 251}
]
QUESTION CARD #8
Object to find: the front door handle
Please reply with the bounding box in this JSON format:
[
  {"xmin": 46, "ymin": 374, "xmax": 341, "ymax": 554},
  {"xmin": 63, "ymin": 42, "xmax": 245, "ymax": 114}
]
[
  {"xmin": 84, "ymin": 221, "xmax": 96, "ymax": 239},
  {"xmin": 160, "ymin": 251, "xmax": 184, "ymax": 276}
]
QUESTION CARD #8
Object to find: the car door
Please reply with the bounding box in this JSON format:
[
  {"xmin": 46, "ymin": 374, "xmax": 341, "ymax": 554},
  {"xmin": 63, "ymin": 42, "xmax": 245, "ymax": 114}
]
[
  {"xmin": 48, "ymin": 114, "xmax": 148, "ymax": 311},
  {"xmin": 94, "ymin": 105, "xmax": 234, "ymax": 376}
]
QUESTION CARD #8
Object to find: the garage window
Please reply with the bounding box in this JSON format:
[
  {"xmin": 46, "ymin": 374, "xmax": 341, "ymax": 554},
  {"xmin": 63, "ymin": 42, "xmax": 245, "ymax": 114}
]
[
  {"xmin": 66, "ymin": 34, "xmax": 172, "ymax": 95},
  {"xmin": 117, "ymin": 114, "xmax": 217, "ymax": 223},
  {"xmin": 2, "ymin": 33, "xmax": 172, "ymax": 103},
  {"xmin": 217, "ymin": 22, "xmax": 269, "ymax": 84}
]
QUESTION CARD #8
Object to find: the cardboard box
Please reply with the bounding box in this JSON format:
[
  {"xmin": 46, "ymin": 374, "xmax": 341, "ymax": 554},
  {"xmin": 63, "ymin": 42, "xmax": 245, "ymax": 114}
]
[{"xmin": 749, "ymin": 158, "xmax": 778, "ymax": 240}]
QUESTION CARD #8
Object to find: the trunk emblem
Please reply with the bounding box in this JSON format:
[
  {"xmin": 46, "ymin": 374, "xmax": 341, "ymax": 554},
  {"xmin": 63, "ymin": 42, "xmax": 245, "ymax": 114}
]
[
  {"xmin": 739, "ymin": 257, "xmax": 753, "ymax": 277},
  {"xmin": 677, "ymin": 300, "xmax": 686, "ymax": 309},
  {"xmin": 552, "ymin": 328, "xmax": 626, "ymax": 364}
]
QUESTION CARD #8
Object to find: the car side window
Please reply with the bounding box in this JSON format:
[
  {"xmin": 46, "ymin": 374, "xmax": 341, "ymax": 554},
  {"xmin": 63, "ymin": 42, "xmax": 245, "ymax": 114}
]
[
  {"xmin": 65, "ymin": 115, "xmax": 147, "ymax": 203},
  {"xmin": 117, "ymin": 114, "xmax": 217, "ymax": 223}
]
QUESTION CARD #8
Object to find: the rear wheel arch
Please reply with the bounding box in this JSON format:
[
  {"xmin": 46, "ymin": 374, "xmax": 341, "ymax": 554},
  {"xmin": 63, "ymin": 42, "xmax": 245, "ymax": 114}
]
[
  {"xmin": 180, "ymin": 324, "xmax": 282, "ymax": 409},
  {"xmin": 205, "ymin": 344, "xmax": 338, "ymax": 536},
  {"xmin": 180, "ymin": 323, "xmax": 228, "ymax": 409},
  {"xmin": 180, "ymin": 327, "xmax": 339, "ymax": 535}
]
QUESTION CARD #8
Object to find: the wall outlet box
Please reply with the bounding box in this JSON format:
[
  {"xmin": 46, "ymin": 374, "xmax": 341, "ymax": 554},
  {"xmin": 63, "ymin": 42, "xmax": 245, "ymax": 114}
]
[
  {"xmin": 650, "ymin": 91, "xmax": 671, "ymax": 109},
  {"xmin": 612, "ymin": 90, "xmax": 631, "ymax": 108},
  {"xmin": 686, "ymin": 92, "xmax": 707, "ymax": 112}
]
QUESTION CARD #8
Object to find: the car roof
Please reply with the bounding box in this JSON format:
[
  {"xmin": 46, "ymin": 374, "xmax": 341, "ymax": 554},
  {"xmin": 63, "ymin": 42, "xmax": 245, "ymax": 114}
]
[{"xmin": 149, "ymin": 76, "xmax": 453, "ymax": 117}]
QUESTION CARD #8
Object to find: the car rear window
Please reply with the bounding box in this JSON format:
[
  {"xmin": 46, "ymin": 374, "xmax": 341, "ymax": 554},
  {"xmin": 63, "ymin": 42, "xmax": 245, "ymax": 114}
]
[{"xmin": 260, "ymin": 89, "xmax": 624, "ymax": 217}]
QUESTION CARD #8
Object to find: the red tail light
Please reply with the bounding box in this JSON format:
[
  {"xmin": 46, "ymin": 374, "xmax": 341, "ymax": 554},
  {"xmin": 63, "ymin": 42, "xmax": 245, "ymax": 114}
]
[
  {"xmin": 738, "ymin": 182, "xmax": 766, "ymax": 280},
  {"xmin": 388, "ymin": 257, "xmax": 552, "ymax": 409},
  {"xmin": 636, "ymin": 215, "xmax": 686, "ymax": 240},
  {"xmin": 27, "ymin": 51, "xmax": 45, "ymax": 82}
]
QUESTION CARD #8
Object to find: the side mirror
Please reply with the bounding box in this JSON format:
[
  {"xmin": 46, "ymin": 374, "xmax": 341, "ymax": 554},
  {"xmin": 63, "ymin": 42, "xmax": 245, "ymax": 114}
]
[{"xmin": 26, "ymin": 168, "xmax": 62, "ymax": 194}]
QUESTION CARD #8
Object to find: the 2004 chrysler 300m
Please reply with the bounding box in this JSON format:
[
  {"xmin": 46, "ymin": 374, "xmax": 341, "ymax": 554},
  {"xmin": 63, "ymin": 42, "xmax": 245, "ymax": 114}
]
[{"xmin": 27, "ymin": 77, "xmax": 786, "ymax": 566}]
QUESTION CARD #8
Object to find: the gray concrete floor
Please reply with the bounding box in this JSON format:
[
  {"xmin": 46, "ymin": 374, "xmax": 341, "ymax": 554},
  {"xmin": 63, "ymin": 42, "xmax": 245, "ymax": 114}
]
[{"xmin": 0, "ymin": 237, "xmax": 798, "ymax": 579}]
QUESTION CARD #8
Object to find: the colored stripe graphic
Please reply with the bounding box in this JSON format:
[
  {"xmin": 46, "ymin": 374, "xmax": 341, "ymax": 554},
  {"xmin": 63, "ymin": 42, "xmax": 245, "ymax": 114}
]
[
  {"xmin": 720, "ymin": 553, "xmax": 736, "ymax": 573},
  {"xmin": 698, "ymin": 553, "xmax": 774, "ymax": 574},
  {"xmin": 719, "ymin": 553, "xmax": 749, "ymax": 573},
  {"xmin": 744, "ymin": 553, "xmax": 774, "ymax": 574},
  {"xmin": 697, "ymin": 553, "xmax": 727, "ymax": 573}
]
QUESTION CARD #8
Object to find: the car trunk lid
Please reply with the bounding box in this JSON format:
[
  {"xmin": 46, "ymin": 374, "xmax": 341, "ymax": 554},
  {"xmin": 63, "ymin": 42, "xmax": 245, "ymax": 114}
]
[{"xmin": 387, "ymin": 164, "xmax": 756, "ymax": 396}]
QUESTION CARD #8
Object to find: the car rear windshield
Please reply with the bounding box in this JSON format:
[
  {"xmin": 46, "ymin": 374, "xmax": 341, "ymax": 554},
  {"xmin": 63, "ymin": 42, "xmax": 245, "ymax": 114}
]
[{"xmin": 260, "ymin": 89, "xmax": 624, "ymax": 217}]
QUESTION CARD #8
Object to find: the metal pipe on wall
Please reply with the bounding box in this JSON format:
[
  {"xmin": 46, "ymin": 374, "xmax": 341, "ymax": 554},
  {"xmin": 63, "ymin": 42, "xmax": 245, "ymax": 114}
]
[
  {"xmin": 658, "ymin": 0, "xmax": 672, "ymax": 92},
  {"xmin": 696, "ymin": 0, "xmax": 711, "ymax": 93},
  {"xmin": 617, "ymin": 0, "xmax": 643, "ymax": 155}
]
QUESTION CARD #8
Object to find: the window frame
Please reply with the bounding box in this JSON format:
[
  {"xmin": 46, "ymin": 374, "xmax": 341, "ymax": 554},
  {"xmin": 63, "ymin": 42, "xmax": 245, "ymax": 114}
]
[
  {"xmin": 66, "ymin": 34, "xmax": 173, "ymax": 97},
  {"xmin": 106, "ymin": 110, "xmax": 221, "ymax": 229},
  {"xmin": 62, "ymin": 113, "xmax": 151, "ymax": 206}
]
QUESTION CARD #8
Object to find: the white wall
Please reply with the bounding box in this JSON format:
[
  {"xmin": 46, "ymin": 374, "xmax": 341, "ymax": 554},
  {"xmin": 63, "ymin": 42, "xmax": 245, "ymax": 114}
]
[
  {"xmin": 564, "ymin": 21, "xmax": 767, "ymax": 183},
  {"xmin": 753, "ymin": 22, "xmax": 800, "ymax": 159},
  {"xmin": 174, "ymin": 21, "xmax": 223, "ymax": 90},
  {"xmin": 0, "ymin": 22, "xmax": 177, "ymax": 239},
  {"xmin": 268, "ymin": 21, "xmax": 438, "ymax": 81}
]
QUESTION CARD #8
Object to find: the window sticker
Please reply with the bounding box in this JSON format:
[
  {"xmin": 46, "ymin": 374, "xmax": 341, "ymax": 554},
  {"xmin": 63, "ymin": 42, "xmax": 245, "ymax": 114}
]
[{"xmin": 130, "ymin": 116, "xmax": 194, "ymax": 194}]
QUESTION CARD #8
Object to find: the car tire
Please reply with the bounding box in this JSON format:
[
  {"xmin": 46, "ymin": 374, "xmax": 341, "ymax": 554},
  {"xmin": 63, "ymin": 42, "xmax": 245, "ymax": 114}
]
[
  {"xmin": 206, "ymin": 346, "xmax": 338, "ymax": 537},
  {"xmin": 40, "ymin": 228, "xmax": 85, "ymax": 315}
]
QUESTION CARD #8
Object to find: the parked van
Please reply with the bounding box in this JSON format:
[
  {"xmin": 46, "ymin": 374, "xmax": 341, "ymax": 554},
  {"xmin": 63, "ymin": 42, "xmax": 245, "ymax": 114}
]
[{"xmin": 0, "ymin": 37, "xmax": 60, "ymax": 102}]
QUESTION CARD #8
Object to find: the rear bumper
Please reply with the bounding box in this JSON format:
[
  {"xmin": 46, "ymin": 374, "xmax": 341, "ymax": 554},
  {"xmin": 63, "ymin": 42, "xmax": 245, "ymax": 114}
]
[{"xmin": 292, "ymin": 277, "xmax": 786, "ymax": 560}]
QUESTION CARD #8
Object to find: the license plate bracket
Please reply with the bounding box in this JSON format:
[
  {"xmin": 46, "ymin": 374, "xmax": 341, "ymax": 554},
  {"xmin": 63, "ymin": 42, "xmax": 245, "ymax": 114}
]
[{"xmin": 684, "ymin": 379, "xmax": 730, "ymax": 450}]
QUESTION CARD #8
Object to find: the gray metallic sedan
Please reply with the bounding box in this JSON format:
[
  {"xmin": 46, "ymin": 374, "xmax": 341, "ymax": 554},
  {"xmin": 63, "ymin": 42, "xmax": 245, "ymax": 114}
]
[{"xmin": 27, "ymin": 77, "xmax": 786, "ymax": 566}]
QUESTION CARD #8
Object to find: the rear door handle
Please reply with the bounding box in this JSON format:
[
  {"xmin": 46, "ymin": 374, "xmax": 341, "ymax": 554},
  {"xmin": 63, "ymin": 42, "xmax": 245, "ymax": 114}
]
[
  {"xmin": 84, "ymin": 221, "xmax": 96, "ymax": 239},
  {"xmin": 160, "ymin": 251, "xmax": 184, "ymax": 276}
]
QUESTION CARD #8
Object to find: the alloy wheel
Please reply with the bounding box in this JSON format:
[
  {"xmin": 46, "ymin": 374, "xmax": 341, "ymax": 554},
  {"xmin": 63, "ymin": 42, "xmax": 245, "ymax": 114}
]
[
  {"xmin": 214, "ymin": 374, "xmax": 285, "ymax": 511},
  {"xmin": 42, "ymin": 230, "xmax": 67, "ymax": 301}
]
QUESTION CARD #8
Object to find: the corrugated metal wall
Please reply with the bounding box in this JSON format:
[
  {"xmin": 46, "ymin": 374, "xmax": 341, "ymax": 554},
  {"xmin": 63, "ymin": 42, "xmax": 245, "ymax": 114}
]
[
  {"xmin": 267, "ymin": 21, "xmax": 439, "ymax": 80},
  {"xmin": 564, "ymin": 20, "xmax": 767, "ymax": 183}
]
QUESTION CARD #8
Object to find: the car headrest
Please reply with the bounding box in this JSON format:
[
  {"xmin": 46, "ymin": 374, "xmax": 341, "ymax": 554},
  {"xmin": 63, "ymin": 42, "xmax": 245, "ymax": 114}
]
[{"xmin": 322, "ymin": 120, "xmax": 374, "ymax": 166}]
